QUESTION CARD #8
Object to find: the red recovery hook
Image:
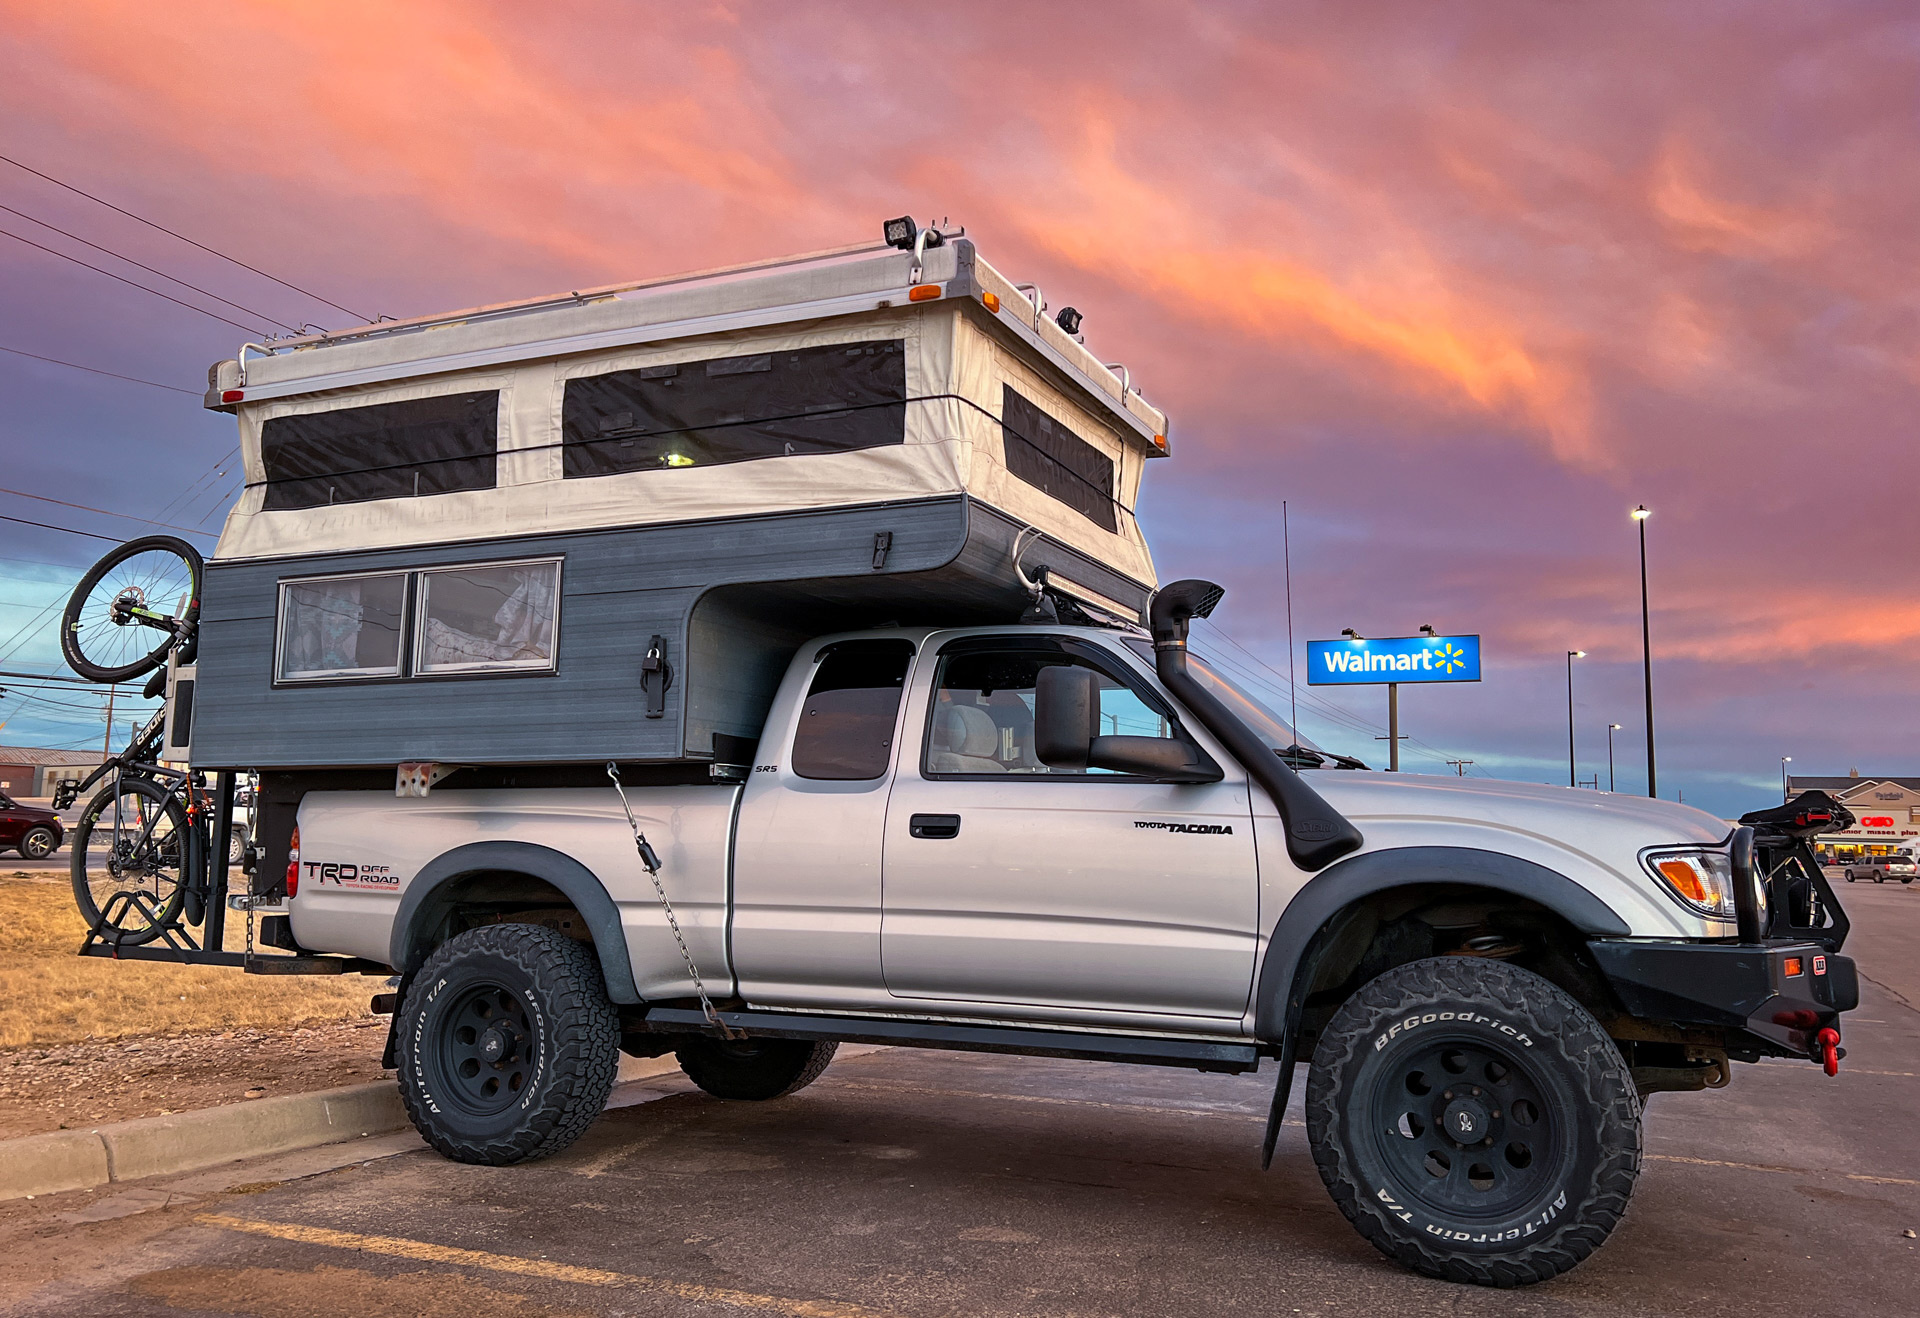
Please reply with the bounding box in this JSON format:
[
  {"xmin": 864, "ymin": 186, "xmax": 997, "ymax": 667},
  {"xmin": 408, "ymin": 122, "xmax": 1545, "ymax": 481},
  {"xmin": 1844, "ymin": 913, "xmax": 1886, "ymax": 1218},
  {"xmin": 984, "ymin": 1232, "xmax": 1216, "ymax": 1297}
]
[{"xmin": 1817, "ymin": 1027, "xmax": 1841, "ymax": 1077}]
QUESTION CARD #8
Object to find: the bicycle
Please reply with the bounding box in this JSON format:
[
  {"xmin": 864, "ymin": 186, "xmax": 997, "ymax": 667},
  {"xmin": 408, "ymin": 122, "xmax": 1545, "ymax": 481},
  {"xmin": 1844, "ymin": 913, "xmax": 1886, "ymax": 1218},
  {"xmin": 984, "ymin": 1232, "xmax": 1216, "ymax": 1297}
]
[{"xmin": 55, "ymin": 536, "xmax": 215, "ymax": 946}]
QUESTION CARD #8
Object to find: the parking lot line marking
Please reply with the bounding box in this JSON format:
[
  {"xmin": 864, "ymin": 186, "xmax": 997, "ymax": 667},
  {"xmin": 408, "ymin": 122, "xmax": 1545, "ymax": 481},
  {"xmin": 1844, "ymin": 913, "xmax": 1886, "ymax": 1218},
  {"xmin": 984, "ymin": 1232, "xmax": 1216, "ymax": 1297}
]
[
  {"xmin": 1646, "ymin": 1155, "xmax": 1918, "ymax": 1187},
  {"xmin": 194, "ymin": 1214, "xmax": 890, "ymax": 1317}
]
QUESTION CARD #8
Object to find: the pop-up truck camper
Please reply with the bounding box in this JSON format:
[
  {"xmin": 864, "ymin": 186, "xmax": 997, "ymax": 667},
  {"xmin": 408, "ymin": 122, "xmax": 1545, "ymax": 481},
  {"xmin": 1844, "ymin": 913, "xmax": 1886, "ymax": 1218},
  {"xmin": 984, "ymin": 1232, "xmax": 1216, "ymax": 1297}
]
[{"xmin": 57, "ymin": 220, "xmax": 1859, "ymax": 1287}]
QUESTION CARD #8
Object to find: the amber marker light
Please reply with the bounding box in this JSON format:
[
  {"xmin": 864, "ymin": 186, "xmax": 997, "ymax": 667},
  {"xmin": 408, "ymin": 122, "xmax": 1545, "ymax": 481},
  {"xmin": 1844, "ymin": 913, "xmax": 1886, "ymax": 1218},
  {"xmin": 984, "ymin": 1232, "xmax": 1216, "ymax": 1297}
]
[
  {"xmin": 908, "ymin": 285, "xmax": 942, "ymax": 302},
  {"xmin": 1655, "ymin": 858, "xmax": 1709, "ymax": 903},
  {"xmin": 1784, "ymin": 957, "xmax": 1804, "ymax": 977},
  {"xmin": 981, "ymin": 291, "xmax": 1000, "ymax": 312}
]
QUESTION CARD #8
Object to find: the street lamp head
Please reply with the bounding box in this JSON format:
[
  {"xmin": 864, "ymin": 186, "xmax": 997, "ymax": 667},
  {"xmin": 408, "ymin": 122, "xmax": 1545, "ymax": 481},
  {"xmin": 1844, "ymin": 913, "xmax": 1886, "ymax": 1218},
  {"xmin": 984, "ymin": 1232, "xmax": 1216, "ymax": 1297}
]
[
  {"xmin": 1609, "ymin": 723, "xmax": 1621, "ymax": 731},
  {"xmin": 1631, "ymin": 505, "xmax": 1651, "ymax": 521},
  {"xmin": 1783, "ymin": 756, "xmax": 1792, "ymax": 763},
  {"xmin": 1569, "ymin": 650, "xmax": 1586, "ymax": 659}
]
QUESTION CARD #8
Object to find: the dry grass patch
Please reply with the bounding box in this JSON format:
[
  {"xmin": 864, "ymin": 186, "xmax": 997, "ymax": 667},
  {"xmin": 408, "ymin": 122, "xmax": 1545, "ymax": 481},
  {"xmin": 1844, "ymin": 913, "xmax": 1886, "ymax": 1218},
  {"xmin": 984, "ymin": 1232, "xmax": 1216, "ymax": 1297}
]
[{"xmin": 0, "ymin": 874, "xmax": 376, "ymax": 1048}]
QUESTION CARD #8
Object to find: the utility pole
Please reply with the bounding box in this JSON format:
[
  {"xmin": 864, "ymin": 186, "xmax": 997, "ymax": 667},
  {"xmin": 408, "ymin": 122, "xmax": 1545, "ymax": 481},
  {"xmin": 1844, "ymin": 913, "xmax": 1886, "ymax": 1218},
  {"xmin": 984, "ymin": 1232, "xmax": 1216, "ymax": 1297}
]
[
  {"xmin": 1566, "ymin": 650, "xmax": 1585, "ymax": 787},
  {"xmin": 1633, "ymin": 505, "xmax": 1656, "ymax": 797},
  {"xmin": 1781, "ymin": 756, "xmax": 1792, "ymax": 803},
  {"xmin": 102, "ymin": 684, "xmax": 117, "ymax": 759},
  {"xmin": 1447, "ymin": 759, "xmax": 1474, "ymax": 776},
  {"xmin": 1607, "ymin": 724, "xmax": 1621, "ymax": 793}
]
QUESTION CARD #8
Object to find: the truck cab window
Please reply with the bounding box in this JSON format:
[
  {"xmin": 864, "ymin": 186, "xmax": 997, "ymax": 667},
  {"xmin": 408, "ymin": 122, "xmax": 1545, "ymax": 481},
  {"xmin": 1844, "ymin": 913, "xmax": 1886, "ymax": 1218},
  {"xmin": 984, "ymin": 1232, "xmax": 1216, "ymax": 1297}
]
[
  {"xmin": 790, "ymin": 639, "xmax": 915, "ymax": 780},
  {"xmin": 926, "ymin": 648, "xmax": 1175, "ymax": 777}
]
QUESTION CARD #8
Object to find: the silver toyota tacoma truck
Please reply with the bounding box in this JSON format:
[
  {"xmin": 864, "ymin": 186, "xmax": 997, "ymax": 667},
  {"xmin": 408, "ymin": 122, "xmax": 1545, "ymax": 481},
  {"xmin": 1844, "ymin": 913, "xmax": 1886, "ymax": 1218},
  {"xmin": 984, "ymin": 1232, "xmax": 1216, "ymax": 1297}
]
[{"xmin": 279, "ymin": 580, "xmax": 1857, "ymax": 1287}]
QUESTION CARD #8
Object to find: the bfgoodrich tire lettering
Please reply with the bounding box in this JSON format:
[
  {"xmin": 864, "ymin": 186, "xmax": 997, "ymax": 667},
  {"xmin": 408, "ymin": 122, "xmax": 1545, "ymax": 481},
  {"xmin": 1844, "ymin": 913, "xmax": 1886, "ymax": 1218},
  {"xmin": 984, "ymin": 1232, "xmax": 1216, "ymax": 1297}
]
[
  {"xmin": 396, "ymin": 923, "xmax": 619, "ymax": 1165},
  {"xmin": 1306, "ymin": 957, "xmax": 1640, "ymax": 1286}
]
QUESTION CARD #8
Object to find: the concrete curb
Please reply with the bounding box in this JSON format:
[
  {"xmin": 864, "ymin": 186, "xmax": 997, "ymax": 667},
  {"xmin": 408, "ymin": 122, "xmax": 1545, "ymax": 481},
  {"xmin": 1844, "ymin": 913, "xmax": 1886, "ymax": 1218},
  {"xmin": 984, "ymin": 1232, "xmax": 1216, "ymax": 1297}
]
[
  {"xmin": 0, "ymin": 1052, "xmax": 695, "ymax": 1203},
  {"xmin": 0, "ymin": 1082, "xmax": 406, "ymax": 1202}
]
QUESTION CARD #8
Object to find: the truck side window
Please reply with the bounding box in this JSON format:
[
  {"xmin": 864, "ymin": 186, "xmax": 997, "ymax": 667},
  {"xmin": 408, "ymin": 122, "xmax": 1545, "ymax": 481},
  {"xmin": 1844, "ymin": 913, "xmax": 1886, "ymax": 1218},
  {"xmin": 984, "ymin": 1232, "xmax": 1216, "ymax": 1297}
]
[
  {"xmin": 790, "ymin": 639, "xmax": 915, "ymax": 781},
  {"xmin": 926, "ymin": 648, "xmax": 1175, "ymax": 777}
]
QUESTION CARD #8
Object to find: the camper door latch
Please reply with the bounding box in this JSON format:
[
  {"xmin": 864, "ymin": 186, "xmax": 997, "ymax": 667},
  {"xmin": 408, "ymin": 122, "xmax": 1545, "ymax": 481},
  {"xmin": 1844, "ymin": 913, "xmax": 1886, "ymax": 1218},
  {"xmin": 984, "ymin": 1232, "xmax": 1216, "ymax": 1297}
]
[
  {"xmin": 872, "ymin": 530, "xmax": 893, "ymax": 570},
  {"xmin": 642, "ymin": 635, "xmax": 673, "ymax": 718}
]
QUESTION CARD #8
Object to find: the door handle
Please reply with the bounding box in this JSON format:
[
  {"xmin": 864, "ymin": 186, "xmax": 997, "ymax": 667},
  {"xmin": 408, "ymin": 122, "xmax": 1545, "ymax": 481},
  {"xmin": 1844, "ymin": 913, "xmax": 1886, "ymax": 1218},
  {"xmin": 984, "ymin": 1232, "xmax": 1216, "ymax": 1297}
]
[{"xmin": 909, "ymin": 813, "xmax": 961, "ymax": 839}]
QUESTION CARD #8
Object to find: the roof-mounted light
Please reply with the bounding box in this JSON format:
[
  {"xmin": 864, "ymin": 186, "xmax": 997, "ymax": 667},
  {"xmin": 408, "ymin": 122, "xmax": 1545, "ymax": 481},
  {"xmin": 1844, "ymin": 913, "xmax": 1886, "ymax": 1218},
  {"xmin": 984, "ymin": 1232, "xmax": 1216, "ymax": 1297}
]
[
  {"xmin": 883, "ymin": 216, "xmax": 917, "ymax": 250},
  {"xmin": 1055, "ymin": 306, "xmax": 1083, "ymax": 336}
]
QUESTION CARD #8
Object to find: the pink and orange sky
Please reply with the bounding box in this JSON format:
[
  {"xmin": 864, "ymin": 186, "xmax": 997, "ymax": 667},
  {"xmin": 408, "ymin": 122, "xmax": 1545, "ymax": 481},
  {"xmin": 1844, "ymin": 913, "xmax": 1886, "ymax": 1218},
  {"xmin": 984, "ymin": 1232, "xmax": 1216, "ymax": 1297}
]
[{"xmin": 1, "ymin": 2, "xmax": 1914, "ymax": 813}]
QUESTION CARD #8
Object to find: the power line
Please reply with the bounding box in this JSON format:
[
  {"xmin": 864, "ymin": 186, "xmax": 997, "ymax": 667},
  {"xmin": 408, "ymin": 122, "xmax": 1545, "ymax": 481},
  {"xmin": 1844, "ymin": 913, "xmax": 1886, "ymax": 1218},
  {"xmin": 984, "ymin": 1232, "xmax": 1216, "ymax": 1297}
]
[
  {"xmin": 0, "ymin": 151, "xmax": 369, "ymax": 321},
  {"xmin": 0, "ymin": 343, "xmax": 198, "ymax": 394},
  {"xmin": 0, "ymin": 486, "xmax": 216, "ymax": 538},
  {"xmin": 0, "ymin": 510, "xmax": 121, "ymax": 542},
  {"xmin": 0, "ymin": 201, "xmax": 300, "ymax": 333},
  {"xmin": 0, "ymin": 223, "xmax": 261, "ymax": 334}
]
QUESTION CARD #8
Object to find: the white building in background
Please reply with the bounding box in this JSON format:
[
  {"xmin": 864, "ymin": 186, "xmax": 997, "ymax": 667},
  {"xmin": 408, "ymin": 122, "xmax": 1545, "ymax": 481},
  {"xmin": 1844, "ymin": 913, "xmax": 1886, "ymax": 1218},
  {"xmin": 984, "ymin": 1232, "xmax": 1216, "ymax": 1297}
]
[{"xmin": 1788, "ymin": 774, "xmax": 1920, "ymax": 862}]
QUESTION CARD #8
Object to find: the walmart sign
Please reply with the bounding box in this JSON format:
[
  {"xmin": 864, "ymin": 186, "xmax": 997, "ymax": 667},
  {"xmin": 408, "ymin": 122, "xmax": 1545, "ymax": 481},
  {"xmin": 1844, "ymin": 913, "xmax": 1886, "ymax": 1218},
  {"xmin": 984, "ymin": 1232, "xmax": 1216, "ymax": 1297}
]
[{"xmin": 1306, "ymin": 634, "xmax": 1482, "ymax": 686}]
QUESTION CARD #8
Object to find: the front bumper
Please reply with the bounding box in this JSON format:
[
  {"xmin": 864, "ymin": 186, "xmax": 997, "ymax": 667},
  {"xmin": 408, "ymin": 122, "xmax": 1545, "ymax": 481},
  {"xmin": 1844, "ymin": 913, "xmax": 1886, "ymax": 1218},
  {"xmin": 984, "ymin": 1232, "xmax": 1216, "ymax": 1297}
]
[{"xmin": 1587, "ymin": 938, "xmax": 1857, "ymax": 1062}]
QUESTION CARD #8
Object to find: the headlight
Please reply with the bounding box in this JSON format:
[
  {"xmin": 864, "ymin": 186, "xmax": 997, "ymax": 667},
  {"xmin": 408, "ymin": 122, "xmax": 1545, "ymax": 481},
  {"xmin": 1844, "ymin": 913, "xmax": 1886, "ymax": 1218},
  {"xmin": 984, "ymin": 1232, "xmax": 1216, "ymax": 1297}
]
[{"xmin": 1643, "ymin": 846, "xmax": 1743, "ymax": 920}]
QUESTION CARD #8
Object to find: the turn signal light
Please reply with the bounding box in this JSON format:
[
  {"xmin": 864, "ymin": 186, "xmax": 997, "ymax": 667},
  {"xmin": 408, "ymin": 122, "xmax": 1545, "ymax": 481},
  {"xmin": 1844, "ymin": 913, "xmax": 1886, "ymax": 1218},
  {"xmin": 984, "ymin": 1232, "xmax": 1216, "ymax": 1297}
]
[
  {"xmin": 981, "ymin": 291, "xmax": 1001, "ymax": 312},
  {"xmin": 285, "ymin": 824, "xmax": 300, "ymax": 898},
  {"xmin": 1783, "ymin": 957, "xmax": 1804, "ymax": 977},
  {"xmin": 1656, "ymin": 858, "xmax": 1709, "ymax": 903},
  {"xmin": 908, "ymin": 284, "xmax": 942, "ymax": 302}
]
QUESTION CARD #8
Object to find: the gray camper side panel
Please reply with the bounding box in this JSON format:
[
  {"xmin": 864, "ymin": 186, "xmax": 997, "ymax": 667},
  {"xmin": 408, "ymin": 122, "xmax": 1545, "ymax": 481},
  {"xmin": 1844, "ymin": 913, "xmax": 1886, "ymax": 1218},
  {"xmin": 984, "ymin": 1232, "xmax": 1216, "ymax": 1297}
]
[{"xmin": 192, "ymin": 498, "xmax": 973, "ymax": 770}]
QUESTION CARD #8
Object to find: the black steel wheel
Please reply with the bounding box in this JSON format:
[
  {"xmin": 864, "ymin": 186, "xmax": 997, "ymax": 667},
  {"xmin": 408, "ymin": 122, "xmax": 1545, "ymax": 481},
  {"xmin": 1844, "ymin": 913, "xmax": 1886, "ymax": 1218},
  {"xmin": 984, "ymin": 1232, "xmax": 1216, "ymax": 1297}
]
[
  {"xmin": 676, "ymin": 1036, "xmax": 838, "ymax": 1100},
  {"xmin": 20, "ymin": 826, "xmax": 58, "ymax": 860},
  {"xmin": 60, "ymin": 535, "xmax": 202, "ymax": 684},
  {"xmin": 69, "ymin": 777, "xmax": 189, "ymax": 945},
  {"xmin": 1306, "ymin": 957, "xmax": 1640, "ymax": 1287},
  {"xmin": 396, "ymin": 923, "xmax": 619, "ymax": 1165}
]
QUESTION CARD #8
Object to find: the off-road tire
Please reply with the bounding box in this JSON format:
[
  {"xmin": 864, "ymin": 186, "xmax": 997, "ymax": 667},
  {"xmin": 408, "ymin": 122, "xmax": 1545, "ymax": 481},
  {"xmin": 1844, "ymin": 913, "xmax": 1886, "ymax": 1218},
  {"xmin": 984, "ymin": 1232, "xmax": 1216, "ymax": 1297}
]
[
  {"xmin": 1306, "ymin": 957, "xmax": 1640, "ymax": 1287},
  {"xmin": 396, "ymin": 924, "xmax": 619, "ymax": 1166},
  {"xmin": 20, "ymin": 826, "xmax": 57, "ymax": 860},
  {"xmin": 676, "ymin": 1037, "xmax": 838, "ymax": 1100}
]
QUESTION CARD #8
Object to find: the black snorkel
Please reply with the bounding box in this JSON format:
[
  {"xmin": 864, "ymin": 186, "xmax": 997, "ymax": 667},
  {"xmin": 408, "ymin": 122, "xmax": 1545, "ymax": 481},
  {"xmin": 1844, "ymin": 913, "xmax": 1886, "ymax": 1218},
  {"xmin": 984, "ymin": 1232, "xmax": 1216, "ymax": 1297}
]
[{"xmin": 1150, "ymin": 579, "xmax": 1364, "ymax": 871}]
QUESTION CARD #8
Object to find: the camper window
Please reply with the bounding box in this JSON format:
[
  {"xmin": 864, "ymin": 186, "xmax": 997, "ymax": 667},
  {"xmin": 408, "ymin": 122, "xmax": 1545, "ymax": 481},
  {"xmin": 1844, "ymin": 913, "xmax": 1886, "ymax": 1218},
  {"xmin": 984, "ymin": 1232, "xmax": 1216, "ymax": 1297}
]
[
  {"xmin": 415, "ymin": 559, "xmax": 561, "ymax": 675},
  {"xmin": 790, "ymin": 639, "xmax": 915, "ymax": 781},
  {"xmin": 260, "ymin": 392, "xmax": 500, "ymax": 510},
  {"xmin": 276, "ymin": 572, "xmax": 407, "ymax": 682},
  {"xmin": 561, "ymin": 340, "xmax": 907, "ymax": 478},
  {"xmin": 1000, "ymin": 388, "xmax": 1117, "ymax": 532}
]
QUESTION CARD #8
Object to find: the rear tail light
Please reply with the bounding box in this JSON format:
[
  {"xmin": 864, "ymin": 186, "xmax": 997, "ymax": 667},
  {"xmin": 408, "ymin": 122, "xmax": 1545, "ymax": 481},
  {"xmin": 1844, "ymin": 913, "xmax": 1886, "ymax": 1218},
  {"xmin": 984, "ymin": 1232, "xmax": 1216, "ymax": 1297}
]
[{"xmin": 285, "ymin": 825, "xmax": 300, "ymax": 898}]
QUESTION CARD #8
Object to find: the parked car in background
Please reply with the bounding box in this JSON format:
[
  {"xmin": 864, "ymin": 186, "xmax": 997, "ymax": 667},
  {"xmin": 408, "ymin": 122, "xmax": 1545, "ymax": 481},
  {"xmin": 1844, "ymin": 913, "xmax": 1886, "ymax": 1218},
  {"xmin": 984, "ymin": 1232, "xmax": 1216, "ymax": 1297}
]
[
  {"xmin": 0, "ymin": 790, "xmax": 64, "ymax": 859},
  {"xmin": 1844, "ymin": 854, "xmax": 1917, "ymax": 883}
]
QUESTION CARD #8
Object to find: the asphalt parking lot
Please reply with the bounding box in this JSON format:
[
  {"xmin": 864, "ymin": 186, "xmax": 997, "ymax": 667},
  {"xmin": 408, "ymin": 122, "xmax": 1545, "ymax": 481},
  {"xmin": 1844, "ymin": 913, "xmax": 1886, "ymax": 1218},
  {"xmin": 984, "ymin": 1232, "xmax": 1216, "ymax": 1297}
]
[{"xmin": 3, "ymin": 883, "xmax": 1915, "ymax": 1317}]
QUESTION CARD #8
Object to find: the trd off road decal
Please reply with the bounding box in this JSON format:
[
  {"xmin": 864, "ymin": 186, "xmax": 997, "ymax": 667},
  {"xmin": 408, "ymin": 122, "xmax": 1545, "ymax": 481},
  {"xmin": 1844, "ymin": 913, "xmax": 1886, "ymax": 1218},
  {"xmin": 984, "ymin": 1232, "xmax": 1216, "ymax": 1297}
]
[
  {"xmin": 302, "ymin": 860, "xmax": 399, "ymax": 891},
  {"xmin": 1133, "ymin": 820, "xmax": 1234, "ymax": 835},
  {"xmin": 1374, "ymin": 1012, "xmax": 1535, "ymax": 1051}
]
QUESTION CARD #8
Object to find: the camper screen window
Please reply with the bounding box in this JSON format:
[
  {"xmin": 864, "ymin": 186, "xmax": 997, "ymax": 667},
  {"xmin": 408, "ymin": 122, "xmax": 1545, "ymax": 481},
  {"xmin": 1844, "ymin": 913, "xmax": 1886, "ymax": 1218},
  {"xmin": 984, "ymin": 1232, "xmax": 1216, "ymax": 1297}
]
[
  {"xmin": 790, "ymin": 639, "xmax": 915, "ymax": 781},
  {"xmin": 415, "ymin": 560, "xmax": 561, "ymax": 675},
  {"xmin": 276, "ymin": 573, "xmax": 407, "ymax": 681},
  {"xmin": 561, "ymin": 340, "xmax": 907, "ymax": 478},
  {"xmin": 1000, "ymin": 388, "xmax": 1118, "ymax": 532},
  {"xmin": 259, "ymin": 392, "xmax": 499, "ymax": 510}
]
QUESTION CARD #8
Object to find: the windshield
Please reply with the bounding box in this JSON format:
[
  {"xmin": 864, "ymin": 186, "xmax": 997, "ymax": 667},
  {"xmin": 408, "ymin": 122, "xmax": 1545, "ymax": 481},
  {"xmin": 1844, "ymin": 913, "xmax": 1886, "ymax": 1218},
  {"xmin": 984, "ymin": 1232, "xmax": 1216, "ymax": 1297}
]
[{"xmin": 1125, "ymin": 640, "xmax": 1320, "ymax": 754}]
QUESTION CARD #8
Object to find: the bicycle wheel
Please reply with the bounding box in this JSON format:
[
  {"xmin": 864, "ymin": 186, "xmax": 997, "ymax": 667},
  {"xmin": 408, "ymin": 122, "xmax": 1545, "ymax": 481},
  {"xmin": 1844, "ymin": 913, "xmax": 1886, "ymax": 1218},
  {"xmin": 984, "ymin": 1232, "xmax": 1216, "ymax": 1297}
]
[
  {"xmin": 70, "ymin": 777, "xmax": 190, "ymax": 945},
  {"xmin": 61, "ymin": 535, "xmax": 204, "ymax": 683}
]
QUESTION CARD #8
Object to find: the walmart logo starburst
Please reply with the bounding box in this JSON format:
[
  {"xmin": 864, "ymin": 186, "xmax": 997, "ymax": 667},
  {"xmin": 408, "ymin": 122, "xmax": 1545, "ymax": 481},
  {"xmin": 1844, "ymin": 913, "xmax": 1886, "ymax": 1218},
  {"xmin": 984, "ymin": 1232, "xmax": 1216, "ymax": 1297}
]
[{"xmin": 1432, "ymin": 641, "xmax": 1468, "ymax": 674}]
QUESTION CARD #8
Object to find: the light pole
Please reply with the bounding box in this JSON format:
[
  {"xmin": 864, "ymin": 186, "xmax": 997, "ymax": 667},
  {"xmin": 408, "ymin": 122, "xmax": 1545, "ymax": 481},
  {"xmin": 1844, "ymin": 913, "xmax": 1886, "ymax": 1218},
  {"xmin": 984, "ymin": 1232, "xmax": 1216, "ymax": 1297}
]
[
  {"xmin": 1781, "ymin": 756, "xmax": 1792, "ymax": 803},
  {"xmin": 1633, "ymin": 505, "xmax": 1655, "ymax": 797},
  {"xmin": 1607, "ymin": 724, "xmax": 1621, "ymax": 792},
  {"xmin": 1566, "ymin": 650, "xmax": 1585, "ymax": 787}
]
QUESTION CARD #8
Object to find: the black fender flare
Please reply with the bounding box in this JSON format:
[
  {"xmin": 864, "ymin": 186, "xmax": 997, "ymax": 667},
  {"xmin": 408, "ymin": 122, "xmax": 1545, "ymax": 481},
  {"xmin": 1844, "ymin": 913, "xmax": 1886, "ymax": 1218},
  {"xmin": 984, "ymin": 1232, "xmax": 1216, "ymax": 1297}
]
[
  {"xmin": 389, "ymin": 840, "xmax": 641, "ymax": 1004},
  {"xmin": 1252, "ymin": 845, "xmax": 1631, "ymax": 1040}
]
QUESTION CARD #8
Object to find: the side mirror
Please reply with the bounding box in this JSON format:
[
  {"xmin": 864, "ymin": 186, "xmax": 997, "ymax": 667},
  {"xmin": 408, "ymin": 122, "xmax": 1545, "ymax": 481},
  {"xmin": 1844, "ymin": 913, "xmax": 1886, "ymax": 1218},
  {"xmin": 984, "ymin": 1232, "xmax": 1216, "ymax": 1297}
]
[
  {"xmin": 1088, "ymin": 735, "xmax": 1221, "ymax": 782},
  {"xmin": 1034, "ymin": 664, "xmax": 1095, "ymax": 768}
]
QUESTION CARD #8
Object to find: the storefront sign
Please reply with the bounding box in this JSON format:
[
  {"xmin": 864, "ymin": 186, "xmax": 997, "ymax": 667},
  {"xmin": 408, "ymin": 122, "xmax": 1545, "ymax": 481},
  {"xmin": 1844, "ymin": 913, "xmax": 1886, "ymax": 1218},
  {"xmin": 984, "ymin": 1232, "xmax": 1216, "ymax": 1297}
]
[{"xmin": 1306, "ymin": 635, "xmax": 1482, "ymax": 686}]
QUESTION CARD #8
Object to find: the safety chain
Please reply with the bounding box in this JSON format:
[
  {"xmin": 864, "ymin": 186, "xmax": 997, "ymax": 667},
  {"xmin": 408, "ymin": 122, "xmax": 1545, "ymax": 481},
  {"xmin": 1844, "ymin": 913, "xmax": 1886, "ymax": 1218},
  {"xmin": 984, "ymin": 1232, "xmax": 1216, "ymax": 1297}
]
[{"xmin": 607, "ymin": 762, "xmax": 738, "ymax": 1038}]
